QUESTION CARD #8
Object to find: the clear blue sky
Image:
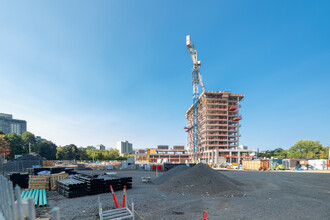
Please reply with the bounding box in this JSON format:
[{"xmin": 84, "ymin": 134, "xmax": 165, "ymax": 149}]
[{"xmin": 0, "ymin": 1, "xmax": 329, "ymax": 150}]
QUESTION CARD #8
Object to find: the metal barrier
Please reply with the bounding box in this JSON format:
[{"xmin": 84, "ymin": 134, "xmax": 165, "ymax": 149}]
[{"xmin": 0, "ymin": 174, "xmax": 60, "ymax": 220}]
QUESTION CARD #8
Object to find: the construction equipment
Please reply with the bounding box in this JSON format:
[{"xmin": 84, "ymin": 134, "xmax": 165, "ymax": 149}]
[{"xmin": 186, "ymin": 35, "xmax": 205, "ymax": 155}]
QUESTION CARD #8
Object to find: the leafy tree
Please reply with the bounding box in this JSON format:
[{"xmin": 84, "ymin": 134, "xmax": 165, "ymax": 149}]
[
  {"xmin": 259, "ymin": 150, "xmax": 273, "ymax": 158},
  {"xmin": 5, "ymin": 133, "xmax": 25, "ymax": 159},
  {"xmin": 78, "ymin": 148, "xmax": 89, "ymax": 160},
  {"xmin": 22, "ymin": 132, "xmax": 38, "ymax": 153},
  {"xmin": 0, "ymin": 135, "xmax": 10, "ymax": 158},
  {"xmin": 288, "ymin": 140, "xmax": 323, "ymax": 159},
  {"xmin": 273, "ymin": 148, "xmax": 288, "ymax": 159},
  {"xmin": 109, "ymin": 148, "xmax": 120, "ymax": 160},
  {"xmin": 0, "ymin": 130, "xmax": 5, "ymax": 135},
  {"xmin": 38, "ymin": 140, "xmax": 57, "ymax": 160},
  {"xmin": 320, "ymin": 146, "xmax": 329, "ymax": 159},
  {"xmin": 60, "ymin": 144, "xmax": 79, "ymax": 160},
  {"xmin": 56, "ymin": 147, "xmax": 66, "ymax": 160}
]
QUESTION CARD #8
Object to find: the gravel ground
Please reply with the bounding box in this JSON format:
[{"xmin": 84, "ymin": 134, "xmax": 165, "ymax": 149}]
[{"xmin": 42, "ymin": 169, "xmax": 330, "ymax": 220}]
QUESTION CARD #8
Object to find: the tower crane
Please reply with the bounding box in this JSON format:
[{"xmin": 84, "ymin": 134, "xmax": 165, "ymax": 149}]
[{"xmin": 186, "ymin": 35, "xmax": 205, "ymax": 155}]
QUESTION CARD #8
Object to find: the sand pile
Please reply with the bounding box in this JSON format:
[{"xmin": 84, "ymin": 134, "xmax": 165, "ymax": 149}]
[
  {"xmin": 153, "ymin": 165, "xmax": 190, "ymax": 185},
  {"xmin": 157, "ymin": 163, "xmax": 244, "ymax": 197}
]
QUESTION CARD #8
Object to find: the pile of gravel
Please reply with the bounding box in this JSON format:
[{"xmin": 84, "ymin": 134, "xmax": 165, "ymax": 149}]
[
  {"xmin": 153, "ymin": 165, "xmax": 190, "ymax": 185},
  {"xmin": 158, "ymin": 163, "xmax": 244, "ymax": 197}
]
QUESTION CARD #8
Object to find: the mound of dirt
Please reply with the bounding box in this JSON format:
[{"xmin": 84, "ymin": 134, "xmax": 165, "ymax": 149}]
[
  {"xmin": 158, "ymin": 163, "xmax": 244, "ymax": 197},
  {"xmin": 153, "ymin": 165, "xmax": 190, "ymax": 185}
]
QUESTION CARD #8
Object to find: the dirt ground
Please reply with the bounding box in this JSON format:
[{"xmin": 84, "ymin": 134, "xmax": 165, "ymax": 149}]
[{"xmin": 41, "ymin": 169, "xmax": 330, "ymax": 220}]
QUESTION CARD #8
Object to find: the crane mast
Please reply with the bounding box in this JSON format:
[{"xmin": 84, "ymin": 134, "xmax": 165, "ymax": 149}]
[{"xmin": 186, "ymin": 35, "xmax": 205, "ymax": 155}]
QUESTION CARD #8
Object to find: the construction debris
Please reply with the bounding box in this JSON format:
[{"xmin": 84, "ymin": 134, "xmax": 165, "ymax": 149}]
[
  {"xmin": 153, "ymin": 165, "xmax": 190, "ymax": 185},
  {"xmin": 158, "ymin": 163, "xmax": 244, "ymax": 196}
]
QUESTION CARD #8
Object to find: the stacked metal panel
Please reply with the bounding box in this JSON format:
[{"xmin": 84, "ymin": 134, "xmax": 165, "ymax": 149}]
[{"xmin": 56, "ymin": 179, "xmax": 87, "ymax": 198}]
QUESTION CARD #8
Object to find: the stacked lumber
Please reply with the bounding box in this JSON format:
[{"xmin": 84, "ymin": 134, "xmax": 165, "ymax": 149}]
[
  {"xmin": 42, "ymin": 160, "xmax": 54, "ymax": 167},
  {"xmin": 29, "ymin": 175, "xmax": 50, "ymax": 190},
  {"xmin": 50, "ymin": 172, "xmax": 69, "ymax": 190}
]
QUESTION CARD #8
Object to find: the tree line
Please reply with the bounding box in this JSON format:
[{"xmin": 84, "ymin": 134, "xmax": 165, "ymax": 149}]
[
  {"xmin": 259, "ymin": 140, "xmax": 329, "ymax": 159},
  {"xmin": 0, "ymin": 130, "xmax": 133, "ymax": 161}
]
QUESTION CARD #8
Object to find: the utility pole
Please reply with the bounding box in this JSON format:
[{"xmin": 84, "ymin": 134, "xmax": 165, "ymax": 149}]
[{"xmin": 29, "ymin": 143, "xmax": 31, "ymax": 154}]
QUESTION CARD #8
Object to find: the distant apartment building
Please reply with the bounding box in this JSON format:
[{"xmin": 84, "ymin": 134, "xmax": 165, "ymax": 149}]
[
  {"xmin": 0, "ymin": 113, "xmax": 27, "ymax": 135},
  {"xmin": 116, "ymin": 141, "xmax": 133, "ymax": 155},
  {"xmin": 97, "ymin": 144, "xmax": 106, "ymax": 151},
  {"xmin": 35, "ymin": 136, "xmax": 46, "ymax": 143}
]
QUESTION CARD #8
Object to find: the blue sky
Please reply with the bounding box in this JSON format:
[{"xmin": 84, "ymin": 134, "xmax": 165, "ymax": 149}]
[{"xmin": 0, "ymin": 1, "xmax": 329, "ymax": 150}]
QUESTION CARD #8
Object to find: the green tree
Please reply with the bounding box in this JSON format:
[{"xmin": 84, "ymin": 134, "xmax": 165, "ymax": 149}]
[
  {"xmin": 78, "ymin": 148, "xmax": 89, "ymax": 160},
  {"xmin": 22, "ymin": 132, "xmax": 38, "ymax": 153},
  {"xmin": 61, "ymin": 144, "xmax": 79, "ymax": 160},
  {"xmin": 0, "ymin": 135, "xmax": 10, "ymax": 158},
  {"xmin": 0, "ymin": 130, "xmax": 5, "ymax": 135},
  {"xmin": 288, "ymin": 140, "xmax": 323, "ymax": 159},
  {"xmin": 273, "ymin": 148, "xmax": 288, "ymax": 159},
  {"xmin": 5, "ymin": 133, "xmax": 25, "ymax": 159},
  {"xmin": 320, "ymin": 146, "xmax": 329, "ymax": 159},
  {"xmin": 109, "ymin": 148, "xmax": 120, "ymax": 160},
  {"xmin": 56, "ymin": 147, "xmax": 66, "ymax": 160},
  {"xmin": 38, "ymin": 140, "xmax": 57, "ymax": 160}
]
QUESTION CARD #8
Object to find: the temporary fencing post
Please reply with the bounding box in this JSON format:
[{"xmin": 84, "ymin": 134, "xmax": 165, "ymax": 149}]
[
  {"xmin": 110, "ymin": 185, "xmax": 119, "ymax": 208},
  {"xmin": 15, "ymin": 186, "xmax": 23, "ymax": 220},
  {"xmin": 202, "ymin": 211, "xmax": 207, "ymax": 220},
  {"xmin": 8, "ymin": 180, "xmax": 16, "ymax": 220},
  {"xmin": 27, "ymin": 197, "xmax": 36, "ymax": 220},
  {"xmin": 131, "ymin": 198, "xmax": 135, "ymax": 220},
  {"xmin": 51, "ymin": 207, "xmax": 60, "ymax": 220},
  {"xmin": 98, "ymin": 196, "xmax": 103, "ymax": 220}
]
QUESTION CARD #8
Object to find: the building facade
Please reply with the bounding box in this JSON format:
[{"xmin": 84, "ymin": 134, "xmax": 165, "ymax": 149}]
[
  {"xmin": 135, "ymin": 146, "xmax": 189, "ymax": 164},
  {"xmin": 97, "ymin": 144, "xmax": 106, "ymax": 151},
  {"xmin": 0, "ymin": 113, "xmax": 27, "ymax": 135},
  {"xmin": 116, "ymin": 140, "xmax": 133, "ymax": 155},
  {"xmin": 186, "ymin": 91, "xmax": 255, "ymax": 165}
]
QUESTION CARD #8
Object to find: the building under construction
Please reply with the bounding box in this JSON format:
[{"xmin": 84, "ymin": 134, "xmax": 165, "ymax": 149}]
[{"xmin": 186, "ymin": 91, "xmax": 255, "ymax": 165}]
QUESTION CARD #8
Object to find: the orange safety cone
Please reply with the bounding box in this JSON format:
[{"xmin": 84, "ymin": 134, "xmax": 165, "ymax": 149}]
[
  {"xmin": 122, "ymin": 186, "xmax": 127, "ymax": 208},
  {"xmin": 110, "ymin": 185, "xmax": 119, "ymax": 208},
  {"xmin": 202, "ymin": 211, "xmax": 207, "ymax": 220}
]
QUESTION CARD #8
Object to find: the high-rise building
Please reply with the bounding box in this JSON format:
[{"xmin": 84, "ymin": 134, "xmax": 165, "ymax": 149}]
[
  {"xmin": 97, "ymin": 144, "xmax": 106, "ymax": 151},
  {"xmin": 116, "ymin": 141, "xmax": 133, "ymax": 155},
  {"xmin": 186, "ymin": 91, "xmax": 255, "ymax": 165},
  {"xmin": 0, "ymin": 113, "xmax": 27, "ymax": 135}
]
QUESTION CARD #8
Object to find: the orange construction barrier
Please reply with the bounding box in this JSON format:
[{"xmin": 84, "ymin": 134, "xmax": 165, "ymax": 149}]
[
  {"xmin": 110, "ymin": 185, "xmax": 119, "ymax": 208},
  {"xmin": 202, "ymin": 211, "xmax": 207, "ymax": 220},
  {"xmin": 122, "ymin": 186, "xmax": 127, "ymax": 208}
]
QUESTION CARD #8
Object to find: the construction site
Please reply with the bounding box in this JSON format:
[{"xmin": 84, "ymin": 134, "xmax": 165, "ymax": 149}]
[{"xmin": 1, "ymin": 34, "xmax": 330, "ymax": 220}]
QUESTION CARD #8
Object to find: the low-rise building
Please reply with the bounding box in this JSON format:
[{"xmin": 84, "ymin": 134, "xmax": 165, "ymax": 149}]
[{"xmin": 135, "ymin": 146, "xmax": 189, "ymax": 164}]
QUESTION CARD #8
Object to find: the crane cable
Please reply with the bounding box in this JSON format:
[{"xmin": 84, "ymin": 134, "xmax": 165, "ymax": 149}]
[{"xmin": 127, "ymin": 200, "xmax": 145, "ymax": 220}]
